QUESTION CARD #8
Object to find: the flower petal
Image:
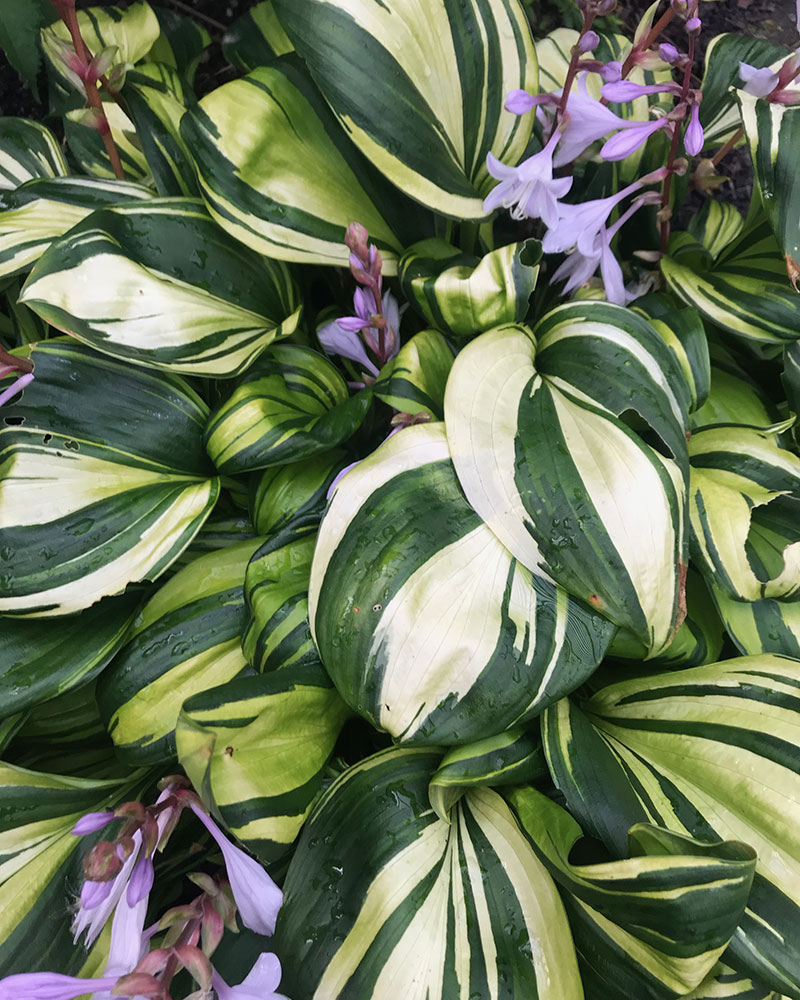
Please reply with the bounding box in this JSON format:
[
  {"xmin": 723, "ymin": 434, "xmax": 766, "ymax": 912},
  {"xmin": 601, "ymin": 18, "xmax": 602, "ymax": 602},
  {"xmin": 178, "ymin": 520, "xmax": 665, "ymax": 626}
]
[{"xmin": 739, "ymin": 62, "xmax": 779, "ymax": 97}]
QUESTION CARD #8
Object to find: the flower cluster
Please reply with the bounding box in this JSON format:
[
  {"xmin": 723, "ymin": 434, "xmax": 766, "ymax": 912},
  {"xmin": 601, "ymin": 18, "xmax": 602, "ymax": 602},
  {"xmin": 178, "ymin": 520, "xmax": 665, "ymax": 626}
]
[{"xmin": 0, "ymin": 779, "xmax": 287, "ymax": 1000}]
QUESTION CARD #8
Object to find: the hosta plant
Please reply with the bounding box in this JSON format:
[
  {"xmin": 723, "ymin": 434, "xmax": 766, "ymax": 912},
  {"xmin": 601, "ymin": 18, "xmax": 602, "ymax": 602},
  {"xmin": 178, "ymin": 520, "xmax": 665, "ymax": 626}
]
[{"xmin": 0, "ymin": 0, "xmax": 799, "ymax": 997}]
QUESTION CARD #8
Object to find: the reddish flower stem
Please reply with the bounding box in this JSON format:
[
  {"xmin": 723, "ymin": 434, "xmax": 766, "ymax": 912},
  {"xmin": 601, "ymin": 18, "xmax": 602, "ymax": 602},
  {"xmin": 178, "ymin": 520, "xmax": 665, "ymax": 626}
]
[
  {"xmin": 620, "ymin": 4, "xmax": 677, "ymax": 79},
  {"xmin": 52, "ymin": 1, "xmax": 125, "ymax": 179},
  {"xmin": 659, "ymin": 9, "xmax": 697, "ymax": 253}
]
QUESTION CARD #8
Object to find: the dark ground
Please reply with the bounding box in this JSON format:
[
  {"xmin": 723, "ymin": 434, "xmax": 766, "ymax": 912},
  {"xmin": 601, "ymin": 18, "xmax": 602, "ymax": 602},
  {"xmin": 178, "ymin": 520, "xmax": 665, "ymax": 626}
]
[{"xmin": 0, "ymin": 0, "xmax": 796, "ymax": 213}]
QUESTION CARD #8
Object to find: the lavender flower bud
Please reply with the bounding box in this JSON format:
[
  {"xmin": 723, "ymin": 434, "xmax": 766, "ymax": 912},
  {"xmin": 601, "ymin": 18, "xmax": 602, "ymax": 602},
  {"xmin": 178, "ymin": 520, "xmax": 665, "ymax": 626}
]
[
  {"xmin": 686, "ymin": 16, "xmax": 702, "ymax": 33},
  {"xmin": 600, "ymin": 60, "xmax": 622, "ymax": 83},
  {"xmin": 72, "ymin": 811, "xmax": 115, "ymax": 836},
  {"xmin": 658, "ymin": 43, "xmax": 680, "ymax": 63},
  {"xmin": 578, "ymin": 30, "xmax": 600, "ymax": 53}
]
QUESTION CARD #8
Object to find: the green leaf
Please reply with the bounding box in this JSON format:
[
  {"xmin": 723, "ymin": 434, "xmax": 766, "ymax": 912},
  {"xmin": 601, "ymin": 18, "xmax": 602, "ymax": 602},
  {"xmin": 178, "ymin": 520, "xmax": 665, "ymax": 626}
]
[
  {"xmin": 709, "ymin": 582, "xmax": 800, "ymax": 659},
  {"xmin": 541, "ymin": 655, "xmax": 800, "ymax": 997},
  {"xmin": 634, "ymin": 293, "xmax": 711, "ymax": 415},
  {"xmin": 272, "ymin": 0, "xmax": 537, "ymax": 220},
  {"xmin": 0, "ymin": 0, "xmax": 54, "ymax": 96},
  {"xmin": 41, "ymin": 1, "xmax": 160, "ymax": 88},
  {"xmin": 12, "ymin": 680, "xmax": 111, "ymax": 758},
  {"xmin": 373, "ymin": 328, "xmax": 454, "ymax": 419},
  {"xmin": 97, "ymin": 538, "xmax": 263, "ymax": 765},
  {"xmin": 700, "ymin": 34, "xmax": 791, "ymax": 148},
  {"xmin": 20, "ymin": 198, "xmax": 302, "ymax": 377},
  {"xmin": 398, "ymin": 239, "xmax": 540, "ymax": 339},
  {"xmin": 784, "ymin": 341, "xmax": 800, "ymax": 449},
  {"xmin": 222, "ymin": 1, "xmax": 293, "ymax": 72},
  {"xmin": 0, "ymin": 118, "xmax": 67, "ymax": 191},
  {"xmin": 0, "ymin": 176, "xmax": 151, "ymax": 279},
  {"xmin": 171, "ymin": 512, "xmax": 258, "ymax": 572},
  {"xmin": 273, "ymin": 746, "xmax": 584, "ymax": 1000},
  {"xmin": 0, "ymin": 594, "xmax": 140, "ymax": 718},
  {"xmin": 661, "ymin": 217, "xmax": 800, "ymax": 350},
  {"xmin": 685, "ymin": 963, "xmax": 777, "ymax": 1000},
  {"xmin": 146, "ymin": 5, "xmax": 211, "ymax": 85},
  {"xmin": 444, "ymin": 305, "xmax": 690, "ymax": 654},
  {"xmin": 688, "ymin": 425, "xmax": 800, "ymax": 603},
  {"xmin": 0, "ymin": 763, "xmax": 146, "ymax": 975},
  {"xmin": 63, "ymin": 99, "xmax": 152, "ymax": 183},
  {"xmin": 0, "ymin": 340, "xmax": 220, "ymax": 616},
  {"xmin": 310, "ymin": 423, "xmax": 613, "ymax": 744},
  {"xmin": 608, "ymin": 567, "xmax": 725, "ymax": 668},
  {"xmin": 739, "ymin": 85, "xmax": 800, "ymax": 281},
  {"xmin": 249, "ymin": 451, "xmax": 345, "ymax": 539},
  {"xmin": 242, "ymin": 533, "xmax": 318, "ymax": 673},
  {"xmin": 692, "ymin": 339, "xmax": 780, "ymax": 431},
  {"xmin": 688, "ymin": 201, "xmax": 745, "ymax": 261},
  {"xmin": 176, "ymin": 662, "xmax": 351, "ymax": 861},
  {"xmin": 204, "ymin": 345, "xmax": 371, "ymax": 475},
  {"xmin": 182, "ymin": 57, "xmax": 435, "ymax": 272},
  {"xmin": 509, "ymin": 786, "xmax": 756, "ymax": 999},
  {"xmin": 429, "ymin": 727, "xmax": 546, "ymax": 822},
  {"xmin": 123, "ymin": 63, "xmax": 199, "ymax": 197}
]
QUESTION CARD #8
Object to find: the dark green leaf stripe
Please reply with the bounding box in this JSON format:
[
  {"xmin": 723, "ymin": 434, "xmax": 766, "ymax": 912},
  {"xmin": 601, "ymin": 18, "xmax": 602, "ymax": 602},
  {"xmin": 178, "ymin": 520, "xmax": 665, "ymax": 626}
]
[
  {"xmin": 0, "ymin": 118, "xmax": 67, "ymax": 191},
  {"xmin": 21, "ymin": 198, "xmax": 302, "ymax": 377},
  {"xmin": 510, "ymin": 787, "xmax": 756, "ymax": 999},
  {"xmin": 97, "ymin": 538, "xmax": 263, "ymax": 764},
  {"xmin": 310, "ymin": 423, "xmax": 613, "ymax": 744},
  {"xmin": 398, "ymin": 239, "xmax": 540, "ymax": 338},
  {"xmin": 205, "ymin": 345, "xmax": 371, "ymax": 475},
  {"xmin": 272, "ymin": 0, "xmax": 536, "ymax": 218},
  {"xmin": 710, "ymin": 583, "xmax": 800, "ymax": 659},
  {"xmin": 608, "ymin": 567, "xmax": 724, "ymax": 669},
  {"xmin": 249, "ymin": 451, "xmax": 345, "ymax": 539},
  {"xmin": 429, "ymin": 727, "xmax": 547, "ymax": 822},
  {"xmin": 0, "ymin": 340, "xmax": 220, "ymax": 616},
  {"xmin": 784, "ymin": 341, "xmax": 800, "ymax": 449},
  {"xmin": 0, "ymin": 593, "xmax": 140, "ymax": 718},
  {"xmin": 686, "ymin": 963, "xmax": 778, "ymax": 1000},
  {"xmin": 176, "ymin": 662, "xmax": 351, "ymax": 861},
  {"xmin": 662, "ymin": 220, "xmax": 800, "ymax": 347},
  {"xmin": 373, "ymin": 329, "xmax": 454, "ymax": 419},
  {"xmin": 171, "ymin": 512, "xmax": 258, "ymax": 571},
  {"xmin": 274, "ymin": 746, "xmax": 583, "ymax": 1000},
  {"xmin": 221, "ymin": 0, "xmax": 293, "ymax": 71},
  {"xmin": 634, "ymin": 293, "xmax": 710, "ymax": 415},
  {"xmin": 445, "ymin": 310, "xmax": 688, "ymax": 653},
  {"xmin": 147, "ymin": 5, "xmax": 211, "ymax": 85},
  {"xmin": 124, "ymin": 63, "xmax": 199, "ymax": 197},
  {"xmin": 542, "ymin": 655, "xmax": 800, "ymax": 998},
  {"xmin": 183, "ymin": 57, "xmax": 434, "ymax": 271},
  {"xmin": 242, "ymin": 533, "xmax": 317, "ymax": 673},
  {"xmin": 688, "ymin": 200, "xmax": 745, "ymax": 261},
  {"xmin": 0, "ymin": 176, "xmax": 151, "ymax": 278}
]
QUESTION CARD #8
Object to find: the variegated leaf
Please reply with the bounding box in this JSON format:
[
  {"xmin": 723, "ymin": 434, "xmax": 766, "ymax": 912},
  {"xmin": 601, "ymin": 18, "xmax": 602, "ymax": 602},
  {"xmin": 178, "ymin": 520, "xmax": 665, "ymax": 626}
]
[
  {"xmin": 0, "ymin": 340, "xmax": 220, "ymax": 616},
  {"xmin": 222, "ymin": 1, "xmax": 293, "ymax": 72},
  {"xmin": 0, "ymin": 118, "xmax": 67, "ymax": 191},
  {"xmin": 249, "ymin": 451, "xmax": 345, "ymax": 540},
  {"xmin": 310, "ymin": 423, "xmax": 613, "ymax": 744},
  {"xmin": 271, "ymin": 0, "xmax": 537, "ymax": 219},
  {"xmin": 373, "ymin": 329, "xmax": 454, "ymax": 419},
  {"xmin": 274, "ymin": 746, "xmax": 584, "ymax": 1000},
  {"xmin": 20, "ymin": 199, "xmax": 302, "ymax": 377}
]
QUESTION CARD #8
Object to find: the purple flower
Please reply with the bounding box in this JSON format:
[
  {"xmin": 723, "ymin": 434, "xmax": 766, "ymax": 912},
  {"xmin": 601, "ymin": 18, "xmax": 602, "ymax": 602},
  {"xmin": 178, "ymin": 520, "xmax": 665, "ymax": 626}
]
[
  {"xmin": 600, "ymin": 61, "xmax": 622, "ymax": 83},
  {"xmin": 483, "ymin": 129, "xmax": 572, "ymax": 224},
  {"xmin": 71, "ymin": 811, "xmax": 115, "ymax": 836},
  {"xmin": 189, "ymin": 803, "xmax": 283, "ymax": 937},
  {"xmin": 72, "ymin": 831, "xmax": 144, "ymax": 947},
  {"xmin": 91, "ymin": 890, "xmax": 150, "ymax": 1000},
  {"xmin": 739, "ymin": 62, "xmax": 780, "ymax": 97},
  {"xmin": 684, "ymin": 102, "xmax": 704, "ymax": 155},
  {"xmin": 542, "ymin": 179, "xmax": 646, "ymax": 256},
  {"xmin": 550, "ymin": 199, "xmax": 648, "ymax": 305},
  {"xmin": 318, "ymin": 320, "xmax": 380, "ymax": 377},
  {"xmin": 0, "ymin": 972, "xmax": 121, "ymax": 1000},
  {"xmin": 552, "ymin": 83, "xmax": 632, "ymax": 166},
  {"xmin": 0, "ymin": 371, "xmax": 33, "ymax": 408},
  {"xmin": 504, "ymin": 89, "xmax": 546, "ymax": 114},
  {"xmin": 600, "ymin": 118, "xmax": 670, "ymax": 160},
  {"xmin": 212, "ymin": 952, "xmax": 288, "ymax": 1000},
  {"xmin": 601, "ymin": 80, "xmax": 680, "ymax": 102}
]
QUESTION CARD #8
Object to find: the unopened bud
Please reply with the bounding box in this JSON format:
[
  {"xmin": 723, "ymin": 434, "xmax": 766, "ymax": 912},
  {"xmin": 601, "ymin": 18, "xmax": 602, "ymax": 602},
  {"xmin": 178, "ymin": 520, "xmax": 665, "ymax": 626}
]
[
  {"xmin": 86, "ymin": 45, "xmax": 118, "ymax": 84},
  {"xmin": 686, "ymin": 16, "xmax": 702, "ymax": 33},
  {"xmin": 600, "ymin": 60, "xmax": 622, "ymax": 83},
  {"xmin": 113, "ymin": 973, "xmax": 167, "ymax": 999},
  {"xmin": 83, "ymin": 840, "xmax": 123, "ymax": 882},
  {"xmin": 175, "ymin": 945, "xmax": 213, "ymax": 991},
  {"xmin": 345, "ymin": 222, "xmax": 370, "ymax": 260},
  {"xmin": 658, "ymin": 42, "xmax": 680, "ymax": 63},
  {"xmin": 670, "ymin": 0, "xmax": 689, "ymax": 13},
  {"xmin": 578, "ymin": 30, "xmax": 600, "ymax": 53}
]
